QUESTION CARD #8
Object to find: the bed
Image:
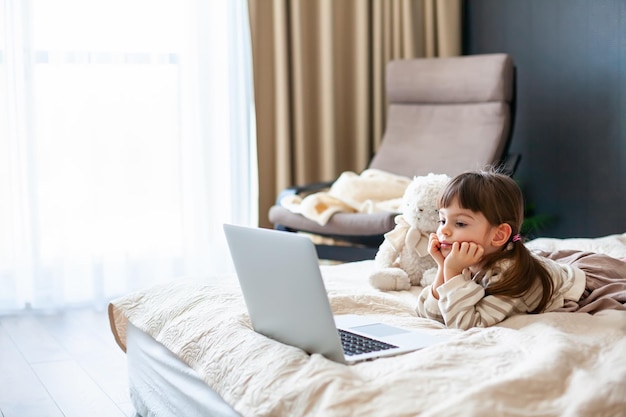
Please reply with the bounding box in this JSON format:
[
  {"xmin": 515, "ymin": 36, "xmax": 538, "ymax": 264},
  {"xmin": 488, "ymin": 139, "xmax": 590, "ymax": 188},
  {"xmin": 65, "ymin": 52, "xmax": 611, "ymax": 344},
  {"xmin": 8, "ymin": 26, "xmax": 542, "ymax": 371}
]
[{"xmin": 108, "ymin": 233, "xmax": 626, "ymax": 417}]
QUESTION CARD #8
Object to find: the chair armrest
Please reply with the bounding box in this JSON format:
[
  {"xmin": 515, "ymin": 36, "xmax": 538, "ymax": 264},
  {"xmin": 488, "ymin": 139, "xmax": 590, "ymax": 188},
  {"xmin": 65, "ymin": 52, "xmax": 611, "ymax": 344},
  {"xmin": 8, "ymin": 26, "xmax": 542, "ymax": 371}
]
[{"xmin": 276, "ymin": 180, "xmax": 334, "ymax": 204}]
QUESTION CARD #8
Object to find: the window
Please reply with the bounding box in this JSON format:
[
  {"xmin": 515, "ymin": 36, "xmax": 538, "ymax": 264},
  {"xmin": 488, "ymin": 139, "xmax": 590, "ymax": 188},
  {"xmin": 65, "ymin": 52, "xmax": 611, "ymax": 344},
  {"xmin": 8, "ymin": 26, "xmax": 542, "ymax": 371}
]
[{"xmin": 0, "ymin": 0, "xmax": 256, "ymax": 313}]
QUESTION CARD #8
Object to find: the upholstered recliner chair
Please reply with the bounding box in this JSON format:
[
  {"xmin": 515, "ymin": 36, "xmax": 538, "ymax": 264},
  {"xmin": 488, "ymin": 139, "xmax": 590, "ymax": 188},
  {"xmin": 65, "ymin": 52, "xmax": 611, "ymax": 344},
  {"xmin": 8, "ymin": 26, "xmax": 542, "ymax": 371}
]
[{"xmin": 269, "ymin": 54, "xmax": 518, "ymax": 262}]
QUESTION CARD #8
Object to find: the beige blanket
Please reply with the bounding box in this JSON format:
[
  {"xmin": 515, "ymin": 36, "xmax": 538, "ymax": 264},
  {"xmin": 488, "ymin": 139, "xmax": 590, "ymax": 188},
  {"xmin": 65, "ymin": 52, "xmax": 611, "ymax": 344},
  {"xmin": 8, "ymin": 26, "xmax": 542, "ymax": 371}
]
[
  {"xmin": 109, "ymin": 233, "xmax": 626, "ymax": 417},
  {"xmin": 280, "ymin": 169, "xmax": 410, "ymax": 225}
]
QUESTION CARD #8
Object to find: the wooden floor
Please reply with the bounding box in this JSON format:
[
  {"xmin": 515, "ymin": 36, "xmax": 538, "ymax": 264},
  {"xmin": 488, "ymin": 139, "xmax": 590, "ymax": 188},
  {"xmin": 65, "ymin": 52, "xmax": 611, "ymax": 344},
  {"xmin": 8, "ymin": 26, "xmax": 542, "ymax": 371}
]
[{"xmin": 0, "ymin": 309, "xmax": 136, "ymax": 417}]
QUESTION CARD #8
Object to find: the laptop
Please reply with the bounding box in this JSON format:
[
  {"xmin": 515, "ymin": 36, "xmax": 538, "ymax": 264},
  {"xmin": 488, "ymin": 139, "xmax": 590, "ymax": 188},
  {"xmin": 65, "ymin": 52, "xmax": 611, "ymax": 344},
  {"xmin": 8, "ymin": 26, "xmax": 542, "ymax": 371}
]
[{"xmin": 223, "ymin": 224, "xmax": 448, "ymax": 364}]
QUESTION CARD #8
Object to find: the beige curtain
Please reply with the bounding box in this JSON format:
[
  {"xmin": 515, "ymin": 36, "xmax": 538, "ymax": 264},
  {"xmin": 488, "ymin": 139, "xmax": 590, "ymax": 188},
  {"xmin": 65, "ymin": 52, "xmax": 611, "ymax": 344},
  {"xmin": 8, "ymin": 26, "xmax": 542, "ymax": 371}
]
[{"xmin": 248, "ymin": 0, "xmax": 461, "ymax": 228}]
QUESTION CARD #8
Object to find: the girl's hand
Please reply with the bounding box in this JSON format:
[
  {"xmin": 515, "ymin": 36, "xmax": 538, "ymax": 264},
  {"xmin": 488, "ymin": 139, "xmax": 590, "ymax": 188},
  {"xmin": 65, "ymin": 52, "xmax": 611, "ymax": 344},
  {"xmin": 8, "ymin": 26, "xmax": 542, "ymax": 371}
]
[
  {"xmin": 443, "ymin": 241, "xmax": 484, "ymax": 280},
  {"xmin": 428, "ymin": 234, "xmax": 446, "ymax": 298},
  {"xmin": 427, "ymin": 233, "xmax": 445, "ymax": 267}
]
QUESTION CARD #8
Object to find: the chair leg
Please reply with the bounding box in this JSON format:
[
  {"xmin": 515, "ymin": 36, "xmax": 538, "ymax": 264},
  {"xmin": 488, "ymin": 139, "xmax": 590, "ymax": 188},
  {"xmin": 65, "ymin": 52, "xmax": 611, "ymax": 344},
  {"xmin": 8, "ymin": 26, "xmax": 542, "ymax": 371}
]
[
  {"xmin": 274, "ymin": 224, "xmax": 380, "ymax": 262},
  {"xmin": 314, "ymin": 244, "xmax": 378, "ymax": 262}
]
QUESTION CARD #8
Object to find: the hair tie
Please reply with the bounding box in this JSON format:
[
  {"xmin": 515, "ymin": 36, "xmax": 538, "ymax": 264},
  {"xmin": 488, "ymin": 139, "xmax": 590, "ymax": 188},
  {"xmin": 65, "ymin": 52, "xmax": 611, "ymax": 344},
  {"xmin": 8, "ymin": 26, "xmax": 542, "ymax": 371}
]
[{"xmin": 512, "ymin": 234, "xmax": 521, "ymax": 242}]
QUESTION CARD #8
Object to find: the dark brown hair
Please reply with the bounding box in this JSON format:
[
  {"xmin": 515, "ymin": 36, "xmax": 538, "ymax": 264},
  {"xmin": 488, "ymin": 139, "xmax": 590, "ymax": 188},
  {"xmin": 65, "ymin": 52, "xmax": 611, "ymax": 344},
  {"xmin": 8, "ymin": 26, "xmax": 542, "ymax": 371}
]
[{"xmin": 438, "ymin": 169, "xmax": 553, "ymax": 313}]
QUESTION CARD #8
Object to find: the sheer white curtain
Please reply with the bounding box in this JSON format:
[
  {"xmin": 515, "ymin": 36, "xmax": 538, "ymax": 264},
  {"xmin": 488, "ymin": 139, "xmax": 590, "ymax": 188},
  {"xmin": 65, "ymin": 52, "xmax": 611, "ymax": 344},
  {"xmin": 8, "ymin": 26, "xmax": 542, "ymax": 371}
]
[{"xmin": 0, "ymin": 0, "xmax": 257, "ymax": 314}]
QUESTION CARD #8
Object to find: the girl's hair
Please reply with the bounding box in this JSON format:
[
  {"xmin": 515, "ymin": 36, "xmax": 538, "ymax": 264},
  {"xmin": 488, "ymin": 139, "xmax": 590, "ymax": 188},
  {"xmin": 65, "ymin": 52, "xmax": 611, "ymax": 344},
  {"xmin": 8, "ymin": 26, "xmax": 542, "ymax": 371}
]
[{"xmin": 438, "ymin": 169, "xmax": 553, "ymax": 313}]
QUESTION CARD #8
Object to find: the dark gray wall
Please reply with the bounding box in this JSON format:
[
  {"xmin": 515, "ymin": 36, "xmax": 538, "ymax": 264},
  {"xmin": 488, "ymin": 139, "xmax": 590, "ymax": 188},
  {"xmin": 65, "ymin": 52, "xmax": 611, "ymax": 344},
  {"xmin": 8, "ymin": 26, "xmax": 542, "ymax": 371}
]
[{"xmin": 464, "ymin": 0, "xmax": 626, "ymax": 239}]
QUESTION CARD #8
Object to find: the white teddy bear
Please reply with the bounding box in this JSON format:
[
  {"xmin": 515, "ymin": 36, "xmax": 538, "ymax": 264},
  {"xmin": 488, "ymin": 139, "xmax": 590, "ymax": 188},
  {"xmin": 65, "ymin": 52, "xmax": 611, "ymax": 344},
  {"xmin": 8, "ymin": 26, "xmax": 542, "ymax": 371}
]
[{"xmin": 369, "ymin": 173, "xmax": 451, "ymax": 291}]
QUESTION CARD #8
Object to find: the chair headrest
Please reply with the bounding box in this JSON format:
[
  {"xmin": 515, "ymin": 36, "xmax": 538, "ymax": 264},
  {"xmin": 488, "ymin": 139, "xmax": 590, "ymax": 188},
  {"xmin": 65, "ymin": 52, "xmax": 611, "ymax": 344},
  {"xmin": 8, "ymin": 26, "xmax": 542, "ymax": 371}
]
[{"xmin": 386, "ymin": 54, "xmax": 514, "ymax": 104}]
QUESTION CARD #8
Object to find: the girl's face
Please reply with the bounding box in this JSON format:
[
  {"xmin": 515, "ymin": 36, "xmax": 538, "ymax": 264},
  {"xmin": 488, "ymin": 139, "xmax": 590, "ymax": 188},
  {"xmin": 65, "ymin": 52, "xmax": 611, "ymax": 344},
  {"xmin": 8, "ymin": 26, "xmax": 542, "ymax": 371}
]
[{"xmin": 436, "ymin": 198, "xmax": 501, "ymax": 259}]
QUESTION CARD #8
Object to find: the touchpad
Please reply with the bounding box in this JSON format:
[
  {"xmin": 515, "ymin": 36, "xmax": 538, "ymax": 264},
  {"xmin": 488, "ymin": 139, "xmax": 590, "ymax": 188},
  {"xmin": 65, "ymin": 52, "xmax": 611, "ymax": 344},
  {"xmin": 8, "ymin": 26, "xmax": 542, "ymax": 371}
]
[{"xmin": 351, "ymin": 323, "xmax": 409, "ymax": 337}]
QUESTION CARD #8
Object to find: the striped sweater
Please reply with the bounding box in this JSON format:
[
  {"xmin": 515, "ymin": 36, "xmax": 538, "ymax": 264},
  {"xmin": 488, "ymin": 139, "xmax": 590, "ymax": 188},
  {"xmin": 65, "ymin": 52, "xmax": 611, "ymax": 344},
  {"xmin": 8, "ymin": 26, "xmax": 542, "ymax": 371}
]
[{"xmin": 415, "ymin": 253, "xmax": 586, "ymax": 329}]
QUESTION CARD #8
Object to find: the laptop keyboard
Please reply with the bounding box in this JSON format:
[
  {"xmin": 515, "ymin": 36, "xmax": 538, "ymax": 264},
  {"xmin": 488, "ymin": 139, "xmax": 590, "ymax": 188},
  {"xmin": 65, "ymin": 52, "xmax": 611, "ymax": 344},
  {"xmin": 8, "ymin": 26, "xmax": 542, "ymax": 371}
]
[{"xmin": 339, "ymin": 329, "xmax": 398, "ymax": 356}]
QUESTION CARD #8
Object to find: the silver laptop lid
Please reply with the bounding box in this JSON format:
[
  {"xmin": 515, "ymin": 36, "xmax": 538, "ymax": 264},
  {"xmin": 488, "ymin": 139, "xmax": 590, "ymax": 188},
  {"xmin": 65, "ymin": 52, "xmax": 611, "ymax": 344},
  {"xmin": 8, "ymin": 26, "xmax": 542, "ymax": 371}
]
[{"xmin": 223, "ymin": 224, "xmax": 346, "ymax": 363}]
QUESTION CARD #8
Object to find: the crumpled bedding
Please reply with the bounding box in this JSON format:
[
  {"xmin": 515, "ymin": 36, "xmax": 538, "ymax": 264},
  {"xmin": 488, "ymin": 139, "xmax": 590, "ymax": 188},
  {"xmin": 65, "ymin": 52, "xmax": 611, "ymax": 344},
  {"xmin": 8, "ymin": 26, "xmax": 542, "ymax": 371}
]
[
  {"xmin": 279, "ymin": 169, "xmax": 410, "ymax": 225},
  {"xmin": 109, "ymin": 233, "xmax": 626, "ymax": 417}
]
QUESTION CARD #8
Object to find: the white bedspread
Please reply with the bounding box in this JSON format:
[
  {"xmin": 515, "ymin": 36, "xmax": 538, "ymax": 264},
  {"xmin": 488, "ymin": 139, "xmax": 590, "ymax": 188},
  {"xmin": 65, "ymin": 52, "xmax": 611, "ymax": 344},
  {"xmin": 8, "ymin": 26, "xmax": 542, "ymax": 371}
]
[{"xmin": 109, "ymin": 233, "xmax": 626, "ymax": 417}]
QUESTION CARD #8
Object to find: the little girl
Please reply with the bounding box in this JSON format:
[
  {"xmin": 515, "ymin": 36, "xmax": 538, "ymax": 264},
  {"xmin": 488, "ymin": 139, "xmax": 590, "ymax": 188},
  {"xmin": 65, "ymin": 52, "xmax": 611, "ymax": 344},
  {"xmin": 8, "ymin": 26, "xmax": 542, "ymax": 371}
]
[{"xmin": 416, "ymin": 169, "xmax": 626, "ymax": 329}]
